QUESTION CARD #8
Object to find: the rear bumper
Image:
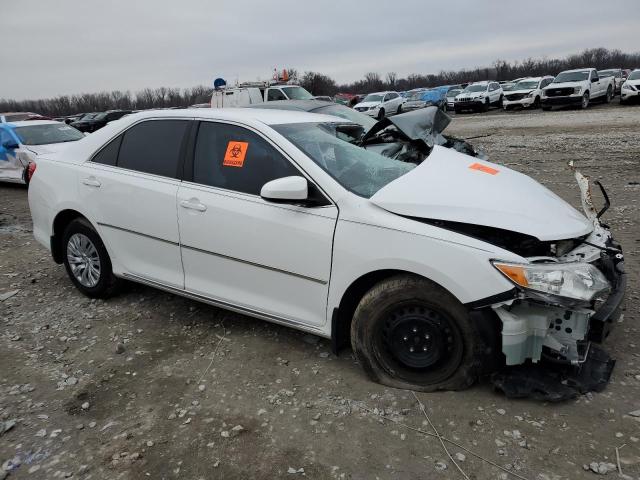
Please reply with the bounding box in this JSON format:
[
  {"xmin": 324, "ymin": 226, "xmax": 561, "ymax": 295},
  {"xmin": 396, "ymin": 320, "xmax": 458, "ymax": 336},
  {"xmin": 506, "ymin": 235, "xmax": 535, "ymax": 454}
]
[{"xmin": 541, "ymin": 95, "xmax": 583, "ymax": 106}]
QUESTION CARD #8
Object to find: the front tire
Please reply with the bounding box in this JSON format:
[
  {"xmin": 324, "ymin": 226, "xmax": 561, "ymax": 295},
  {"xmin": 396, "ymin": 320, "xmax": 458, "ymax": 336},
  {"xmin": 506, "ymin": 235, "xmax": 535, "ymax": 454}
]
[
  {"xmin": 350, "ymin": 275, "xmax": 483, "ymax": 392},
  {"xmin": 62, "ymin": 218, "xmax": 120, "ymax": 298},
  {"xmin": 396, "ymin": 104, "xmax": 403, "ymax": 114},
  {"xmin": 377, "ymin": 108, "xmax": 385, "ymax": 120},
  {"xmin": 581, "ymin": 92, "xmax": 590, "ymax": 109}
]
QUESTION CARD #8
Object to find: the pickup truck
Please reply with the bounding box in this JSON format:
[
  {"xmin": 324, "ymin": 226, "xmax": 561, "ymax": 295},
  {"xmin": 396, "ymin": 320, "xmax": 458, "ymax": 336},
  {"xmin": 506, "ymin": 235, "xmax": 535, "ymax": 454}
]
[
  {"xmin": 541, "ymin": 68, "xmax": 614, "ymax": 110},
  {"xmin": 211, "ymin": 83, "xmax": 314, "ymax": 108}
]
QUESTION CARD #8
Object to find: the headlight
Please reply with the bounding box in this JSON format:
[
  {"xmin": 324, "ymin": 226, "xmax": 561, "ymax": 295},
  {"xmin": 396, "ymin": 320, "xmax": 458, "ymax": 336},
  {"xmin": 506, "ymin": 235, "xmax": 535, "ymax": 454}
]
[
  {"xmin": 574, "ymin": 87, "xmax": 582, "ymax": 94},
  {"xmin": 492, "ymin": 261, "xmax": 610, "ymax": 304},
  {"xmin": 369, "ymin": 105, "xmax": 379, "ymax": 110},
  {"xmin": 526, "ymin": 91, "xmax": 535, "ymax": 97},
  {"xmin": 622, "ymin": 83, "xmax": 635, "ymax": 91},
  {"xmin": 541, "ymin": 90, "xmax": 547, "ymax": 97}
]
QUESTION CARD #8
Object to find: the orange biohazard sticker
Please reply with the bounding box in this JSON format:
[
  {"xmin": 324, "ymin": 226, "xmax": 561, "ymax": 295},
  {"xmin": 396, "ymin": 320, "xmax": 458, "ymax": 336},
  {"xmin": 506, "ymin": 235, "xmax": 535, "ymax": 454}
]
[
  {"xmin": 469, "ymin": 162, "xmax": 499, "ymax": 175},
  {"xmin": 223, "ymin": 141, "xmax": 249, "ymax": 167}
]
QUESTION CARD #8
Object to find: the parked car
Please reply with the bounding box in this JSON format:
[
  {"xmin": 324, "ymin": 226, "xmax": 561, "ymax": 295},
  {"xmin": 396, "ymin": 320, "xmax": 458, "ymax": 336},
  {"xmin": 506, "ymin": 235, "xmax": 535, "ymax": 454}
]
[
  {"xmin": 71, "ymin": 110, "xmax": 132, "ymax": 133},
  {"xmin": 541, "ymin": 68, "xmax": 614, "ymax": 110},
  {"xmin": 503, "ymin": 76, "xmax": 554, "ymax": 110},
  {"xmin": 445, "ymin": 88, "xmax": 463, "ymax": 111},
  {"xmin": 1, "ymin": 112, "xmax": 51, "ymax": 122},
  {"xmin": 334, "ymin": 93, "xmax": 356, "ymax": 105},
  {"xmin": 28, "ymin": 108, "xmax": 625, "ymax": 392},
  {"xmin": 454, "ymin": 81, "xmax": 503, "ymax": 113},
  {"xmin": 597, "ymin": 68, "xmax": 624, "ymax": 94},
  {"xmin": 620, "ymin": 69, "xmax": 640, "ymax": 104},
  {"xmin": 0, "ymin": 120, "xmax": 85, "ymax": 185},
  {"xmin": 311, "ymin": 96, "xmax": 333, "ymax": 102},
  {"xmin": 353, "ymin": 91, "xmax": 405, "ymax": 119}
]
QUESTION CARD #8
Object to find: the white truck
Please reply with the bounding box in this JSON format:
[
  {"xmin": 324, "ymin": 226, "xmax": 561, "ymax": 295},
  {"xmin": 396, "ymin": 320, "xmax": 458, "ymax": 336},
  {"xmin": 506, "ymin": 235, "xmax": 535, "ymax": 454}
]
[
  {"xmin": 211, "ymin": 82, "xmax": 314, "ymax": 108},
  {"xmin": 541, "ymin": 68, "xmax": 614, "ymax": 110}
]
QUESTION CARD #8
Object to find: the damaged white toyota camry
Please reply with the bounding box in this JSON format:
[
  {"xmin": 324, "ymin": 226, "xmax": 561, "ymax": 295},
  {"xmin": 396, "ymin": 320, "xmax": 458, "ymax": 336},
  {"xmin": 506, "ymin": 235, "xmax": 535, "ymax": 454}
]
[{"xmin": 28, "ymin": 108, "xmax": 625, "ymax": 394}]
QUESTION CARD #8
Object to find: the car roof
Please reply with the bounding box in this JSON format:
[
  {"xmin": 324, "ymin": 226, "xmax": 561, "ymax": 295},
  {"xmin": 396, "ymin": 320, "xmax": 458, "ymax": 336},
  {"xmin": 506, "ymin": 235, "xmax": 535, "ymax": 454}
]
[
  {"xmin": 246, "ymin": 99, "xmax": 334, "ymax": 112},
  {"xmin": 123, "ymin": 107, "xmax": 347, "ymax": 126},
  {"xmin": 7, "ymin": 120, "xmax": 63, "ymax": 127},
  {"xmin": 365, "ymin": 91, "xmax": 397, "ymax": 95},
  {"xmin": 561, "ymin": 68, "xmax": 593, "ymax": 73}
]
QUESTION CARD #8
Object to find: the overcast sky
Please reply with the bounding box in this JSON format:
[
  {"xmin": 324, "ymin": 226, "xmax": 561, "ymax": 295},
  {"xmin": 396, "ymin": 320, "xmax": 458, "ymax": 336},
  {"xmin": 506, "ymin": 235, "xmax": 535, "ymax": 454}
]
[{"xmin": 1, "ymin": 0, "xmax": 638, "ymax": 100}]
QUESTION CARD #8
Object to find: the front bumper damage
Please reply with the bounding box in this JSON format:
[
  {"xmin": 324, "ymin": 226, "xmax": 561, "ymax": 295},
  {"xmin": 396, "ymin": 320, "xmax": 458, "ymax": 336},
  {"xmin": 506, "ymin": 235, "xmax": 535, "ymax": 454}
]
[{"xmin": 481, "ymin": 166, "xmax": 626, "ymax": 399}]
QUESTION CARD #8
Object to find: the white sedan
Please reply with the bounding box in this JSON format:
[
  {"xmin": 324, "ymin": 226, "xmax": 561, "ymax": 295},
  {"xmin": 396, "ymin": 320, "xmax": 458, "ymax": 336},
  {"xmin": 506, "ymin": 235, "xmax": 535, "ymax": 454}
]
[
  {"xmin": 353, "ymin": 91, "xmax": 404, "ymax": 119},
  {"xmin": 503, "ymin": 76, "xmax": 554, "ymax": 110},
  {"xmin": 0, "ymin": 120, "xmax": 85, "ymax": 185},
  {"xmin": 28, "ymin": 109, "xmax": 625, "ymax": 391}
]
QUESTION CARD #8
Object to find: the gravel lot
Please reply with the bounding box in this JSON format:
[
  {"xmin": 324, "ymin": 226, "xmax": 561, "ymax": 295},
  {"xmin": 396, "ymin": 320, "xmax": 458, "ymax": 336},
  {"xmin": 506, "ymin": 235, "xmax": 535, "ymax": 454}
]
[{"xmin": 1, "ymin": 103, "xmax": 639, "ymax": 480}]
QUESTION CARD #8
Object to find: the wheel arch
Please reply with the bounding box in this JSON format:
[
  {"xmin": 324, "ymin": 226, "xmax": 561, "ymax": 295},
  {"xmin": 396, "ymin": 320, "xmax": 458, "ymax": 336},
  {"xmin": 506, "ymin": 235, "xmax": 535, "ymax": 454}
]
[
  {"xmin": 51, "ymin": 209, "xmax": 93, "ymax": 263},
  {"xmin": 331, "ymin": 269, "xmax": 454, "ymax": 355}
]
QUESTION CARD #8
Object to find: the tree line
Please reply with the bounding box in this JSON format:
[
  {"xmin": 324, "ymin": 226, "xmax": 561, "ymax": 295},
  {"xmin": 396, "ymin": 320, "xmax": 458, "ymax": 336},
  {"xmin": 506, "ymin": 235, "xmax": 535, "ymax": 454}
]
[{"xmin": 1, "ymin": 48, "xmax": 638, "ymax": 117}]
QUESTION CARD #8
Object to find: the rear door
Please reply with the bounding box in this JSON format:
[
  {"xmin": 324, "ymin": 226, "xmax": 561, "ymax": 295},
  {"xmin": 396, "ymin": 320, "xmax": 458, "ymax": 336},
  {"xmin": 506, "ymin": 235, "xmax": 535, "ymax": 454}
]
[
  {"xmin": 78, "ymin": 118, "xmax": 190, "ymax": 288},
  {"xmin": 177, "ymin": 120, "xmax": 338, "ymax": 327}
]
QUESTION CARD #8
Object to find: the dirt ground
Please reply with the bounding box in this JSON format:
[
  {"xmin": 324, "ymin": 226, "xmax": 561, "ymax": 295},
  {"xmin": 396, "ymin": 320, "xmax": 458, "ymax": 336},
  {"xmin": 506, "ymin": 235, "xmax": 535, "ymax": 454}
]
[{"xmin": 1, "ymin": 102, "xmax": 639, "ymax": 480}]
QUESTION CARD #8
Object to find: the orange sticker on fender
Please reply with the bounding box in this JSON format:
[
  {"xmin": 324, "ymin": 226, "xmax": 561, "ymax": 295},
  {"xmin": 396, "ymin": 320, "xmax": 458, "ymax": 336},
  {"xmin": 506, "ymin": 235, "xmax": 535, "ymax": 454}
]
[
  {"xmin": 223, "ymin": 141, "xmax": 249, "ymax": 167},
  {"xmin": 469, "ymin": 162, "xmax": 499, "ymax": 175}
]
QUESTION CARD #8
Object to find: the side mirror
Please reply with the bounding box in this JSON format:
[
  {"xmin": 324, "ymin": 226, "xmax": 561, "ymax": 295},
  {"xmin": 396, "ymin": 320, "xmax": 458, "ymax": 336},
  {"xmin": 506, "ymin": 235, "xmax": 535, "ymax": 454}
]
[
  {"xmin": 591, "ymin": 77, "xmax": 598, "ymax": 83},
  {"xmin": 1, "ymin": 139, "xmax": 19, "ymax": 150},
  {"xmin": 260, "ymin": 176, "xmax": 308, "ymax": 203}
]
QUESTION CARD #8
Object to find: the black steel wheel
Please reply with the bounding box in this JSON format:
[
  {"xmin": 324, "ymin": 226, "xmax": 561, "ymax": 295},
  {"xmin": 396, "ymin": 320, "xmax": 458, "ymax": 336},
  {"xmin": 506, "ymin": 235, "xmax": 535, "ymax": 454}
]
[
  {"xmin": 377, "ymin": 304, "xmax": 464, "ymax": 383},
  {"xmin": 351, "ymin": 274, "xmax": 486, "ymax": 391}
]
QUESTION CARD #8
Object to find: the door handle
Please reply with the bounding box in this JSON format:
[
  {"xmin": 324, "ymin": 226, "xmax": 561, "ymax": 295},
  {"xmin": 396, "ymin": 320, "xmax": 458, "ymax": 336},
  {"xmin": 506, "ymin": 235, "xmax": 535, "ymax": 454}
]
[
  {"xmin": 180, "ymin": 199, "xmax": 207, "ymax": 212},
  {"xmin": 82, "ymin": 177, "xmax": 101, "ymax": 187}
]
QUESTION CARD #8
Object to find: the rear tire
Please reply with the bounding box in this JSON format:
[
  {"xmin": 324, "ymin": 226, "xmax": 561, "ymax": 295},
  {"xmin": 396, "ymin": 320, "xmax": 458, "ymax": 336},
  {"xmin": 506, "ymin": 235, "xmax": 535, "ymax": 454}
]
[
  {"xmin": 62, "ymin": 218, "xmax": 120, "ymax": 298},
  {"xmin": 350, "ymin": 274, "xmax": 483, "ymax": 392},
  {"xmin": 396, "ymin": 104, "xmax": 403, "ymax": 114},
  {"xmin": 604, "ymin": 86, "xmax": 612, "ymax": 104},
  {"xmin": 377, "ymin": 108, "xmax": 385, "ymax": 120}
]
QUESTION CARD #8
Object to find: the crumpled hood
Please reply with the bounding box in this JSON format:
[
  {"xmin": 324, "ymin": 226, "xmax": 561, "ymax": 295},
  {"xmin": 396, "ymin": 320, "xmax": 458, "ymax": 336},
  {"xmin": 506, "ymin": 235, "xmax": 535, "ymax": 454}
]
[
  {"xmin": 363, "ymin": 106, "xmax": 450, "ymax": 147},
  {"xmin": 24, "ymin": 142, "xmax": 75, "ymax": 156},
  {"xmin": 370, "ymin": 146, "xmax": 592, "ymax": 241}
]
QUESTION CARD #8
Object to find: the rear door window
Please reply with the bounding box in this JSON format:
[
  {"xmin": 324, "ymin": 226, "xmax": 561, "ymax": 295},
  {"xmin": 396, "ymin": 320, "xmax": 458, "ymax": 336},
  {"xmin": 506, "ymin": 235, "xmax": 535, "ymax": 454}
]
[
  {"xmin": 192, "ymin": 122, "xmax": 299, "ymax": 195},
  {"xmin": 117, "ymin": 120, "xmax": 188, "ymax": 178}
]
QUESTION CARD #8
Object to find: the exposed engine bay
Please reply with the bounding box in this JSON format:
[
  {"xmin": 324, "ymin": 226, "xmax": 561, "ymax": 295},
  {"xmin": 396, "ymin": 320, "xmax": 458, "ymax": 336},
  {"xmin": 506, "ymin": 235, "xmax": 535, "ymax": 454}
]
[{"xmin": 357, "ymin": 106, "xmax": 486, "ymax": 163}]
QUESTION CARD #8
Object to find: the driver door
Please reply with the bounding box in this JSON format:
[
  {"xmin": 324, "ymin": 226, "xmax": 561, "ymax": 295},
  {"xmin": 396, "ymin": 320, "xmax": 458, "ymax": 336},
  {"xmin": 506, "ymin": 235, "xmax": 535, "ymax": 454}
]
[{"xmin": 177, "ymin": 120, "xmax": 338, "ymax": 327}]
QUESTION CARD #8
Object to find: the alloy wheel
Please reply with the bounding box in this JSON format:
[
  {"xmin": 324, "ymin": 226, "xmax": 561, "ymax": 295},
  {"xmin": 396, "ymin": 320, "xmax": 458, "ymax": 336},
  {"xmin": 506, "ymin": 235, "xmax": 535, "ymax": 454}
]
[{"xmin": 66, "ymin": 233, "xmax": 101, "ymax": 288}]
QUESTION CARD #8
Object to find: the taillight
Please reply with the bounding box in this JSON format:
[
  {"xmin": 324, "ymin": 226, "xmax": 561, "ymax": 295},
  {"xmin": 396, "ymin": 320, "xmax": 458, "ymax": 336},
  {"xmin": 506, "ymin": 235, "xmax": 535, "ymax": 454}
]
[{"xmin": 27, "ymin": 162, "xmax": 37, "ymax": 182}]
